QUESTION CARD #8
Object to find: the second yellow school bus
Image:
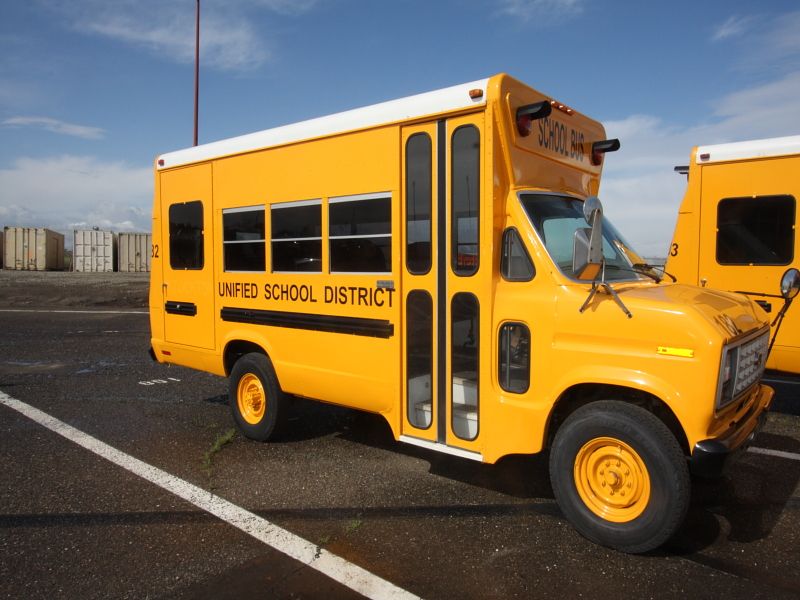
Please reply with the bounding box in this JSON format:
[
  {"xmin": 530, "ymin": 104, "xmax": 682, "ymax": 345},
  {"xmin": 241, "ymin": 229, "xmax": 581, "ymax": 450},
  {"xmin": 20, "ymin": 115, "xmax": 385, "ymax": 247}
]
[{"xmin": 150, "ymin": 74, "xmax": 779, "ymax": 553}]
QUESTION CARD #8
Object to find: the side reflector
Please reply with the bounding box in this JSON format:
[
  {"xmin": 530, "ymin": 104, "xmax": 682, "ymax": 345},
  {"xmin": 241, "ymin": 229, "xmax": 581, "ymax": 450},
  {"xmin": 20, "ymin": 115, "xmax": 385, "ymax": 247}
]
[
  {"xmin": 516, "ymin": 101, "xmax": 552, "ymax": 137},
  {"xmin": 162, "ymin": 350, "xmax": 172, "ymax": 356},
  {"xmin": 469, "ymin": 88, "xmax": 484, "ymax": 99},
  {"xmin": 591, "ymin": 138, "xmax": 621, "ymax": 166},
  {"xmin": 657, "ymin": 346, "xmax": 694, "ymax": 358}
]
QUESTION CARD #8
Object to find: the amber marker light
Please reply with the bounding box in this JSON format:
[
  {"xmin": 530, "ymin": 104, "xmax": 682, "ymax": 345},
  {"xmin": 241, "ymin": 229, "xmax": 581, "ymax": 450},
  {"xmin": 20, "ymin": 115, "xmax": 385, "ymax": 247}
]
[
  {"xmin": 469, "ymin": 88, "xmax": 484, "ymax": 99},
  {"xmin": 552, "ymin": 101, "xmax": 575, "ymax": 115}
]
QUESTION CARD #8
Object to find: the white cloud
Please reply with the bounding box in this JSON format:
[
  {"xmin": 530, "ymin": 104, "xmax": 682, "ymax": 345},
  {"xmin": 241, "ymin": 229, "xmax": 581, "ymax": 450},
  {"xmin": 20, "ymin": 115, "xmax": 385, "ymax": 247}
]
[
  {"xmin": 497, "ymin": 0, "xmax": 583, "ymax": 21},
  {"xmin": 2, "ymin": 116, "xmax": 106, "ymax": 140},
  {"xmin": 600, "ymin": 70, "xmax": 800, "ymax": 258},
  {"xmin": 712, "ymin": 15, "xmax": 754, "ymax": 42},
  {"xmin": 0, "ymin": 155, "xmax": 151, "ymax": 234},
  {"xmin": 36, "ymin": 0, "xmax": 319, "ymax": 72}
]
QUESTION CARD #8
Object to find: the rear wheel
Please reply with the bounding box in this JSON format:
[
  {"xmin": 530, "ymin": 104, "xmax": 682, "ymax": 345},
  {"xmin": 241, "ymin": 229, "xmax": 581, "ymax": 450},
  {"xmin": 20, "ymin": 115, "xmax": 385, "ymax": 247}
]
[
  {"xmin": 229, "ymin": 352, "xmax": 287, "ymax": 441},
  {"xmin": 549, "ymin": 401, "xmax": 689, "ymax": 553}
]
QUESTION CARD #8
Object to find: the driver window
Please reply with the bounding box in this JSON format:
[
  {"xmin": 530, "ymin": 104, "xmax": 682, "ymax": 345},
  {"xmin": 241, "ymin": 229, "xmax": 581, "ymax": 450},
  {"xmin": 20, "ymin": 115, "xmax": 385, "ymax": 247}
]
[{"xmin": 501, "ymin": 228, "xmax": 535, "ymax": 281}]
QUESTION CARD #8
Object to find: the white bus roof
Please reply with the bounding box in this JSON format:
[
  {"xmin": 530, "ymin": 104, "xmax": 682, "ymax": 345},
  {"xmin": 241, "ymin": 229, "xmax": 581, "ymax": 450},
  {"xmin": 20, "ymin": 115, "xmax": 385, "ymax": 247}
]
[
  {"xmin": 157, "ymin": 77, "xmax": 491, "ymax": 170},
  {"xmin": 695, "ymin": 134, "xmax": 800, "ymax": 164}
]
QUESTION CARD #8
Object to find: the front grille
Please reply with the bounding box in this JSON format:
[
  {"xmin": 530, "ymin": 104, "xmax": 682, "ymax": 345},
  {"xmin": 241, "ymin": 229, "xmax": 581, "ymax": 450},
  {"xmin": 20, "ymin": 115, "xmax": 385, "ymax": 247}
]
[
  {"xmin": 733, "ymin": 332, "xmax": 769, "ymax": 397},
  {"xmin": 717, "ymin": 329, "xmax": 769, "ymax": 411}
]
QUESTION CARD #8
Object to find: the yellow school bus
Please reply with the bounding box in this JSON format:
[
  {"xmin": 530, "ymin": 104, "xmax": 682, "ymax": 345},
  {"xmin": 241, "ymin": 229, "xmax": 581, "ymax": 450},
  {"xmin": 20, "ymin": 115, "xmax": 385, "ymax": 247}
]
[
  {"xmin": 667, "ymin": 136, "xmax": 800, "ymax": 374},
  {"xmin": 150, "ymin": 74, "xmax": 785, "ymax": 553}
]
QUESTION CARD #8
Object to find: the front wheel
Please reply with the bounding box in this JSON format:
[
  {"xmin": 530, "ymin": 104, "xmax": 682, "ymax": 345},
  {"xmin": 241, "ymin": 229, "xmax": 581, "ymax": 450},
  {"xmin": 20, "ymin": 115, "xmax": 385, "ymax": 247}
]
[
  {"xmin": 549, "ymin": 401, "xmax": 690, "ymax": 553},
  {"xmin": 229, "ymin": 352, "xmax": 287, "ymax": 442}
]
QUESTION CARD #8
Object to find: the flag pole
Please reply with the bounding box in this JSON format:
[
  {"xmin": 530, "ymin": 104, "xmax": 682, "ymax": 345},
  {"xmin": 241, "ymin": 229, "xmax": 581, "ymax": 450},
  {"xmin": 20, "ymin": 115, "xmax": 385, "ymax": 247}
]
[{"xmin": 193, "ymin": 0, "xmax": 200, "ymax": 146}]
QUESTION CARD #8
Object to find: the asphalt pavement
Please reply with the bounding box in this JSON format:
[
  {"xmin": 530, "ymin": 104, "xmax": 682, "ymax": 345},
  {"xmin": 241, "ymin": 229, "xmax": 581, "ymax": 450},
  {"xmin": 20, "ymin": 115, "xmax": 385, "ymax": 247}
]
[{"xmin": 1, "ymin": 308, "xmax": 799, "ymax": 599}]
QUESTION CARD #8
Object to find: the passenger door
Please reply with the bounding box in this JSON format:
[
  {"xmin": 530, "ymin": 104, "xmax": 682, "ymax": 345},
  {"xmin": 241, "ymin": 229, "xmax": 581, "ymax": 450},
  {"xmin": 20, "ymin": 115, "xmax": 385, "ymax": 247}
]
[
  {"xmin": 159, "ymin": 165, "xmax": 216, "ymax": 350},
  {"xmin": 401, "ymin": 114, "xmax": 485, "ymax": 456}
]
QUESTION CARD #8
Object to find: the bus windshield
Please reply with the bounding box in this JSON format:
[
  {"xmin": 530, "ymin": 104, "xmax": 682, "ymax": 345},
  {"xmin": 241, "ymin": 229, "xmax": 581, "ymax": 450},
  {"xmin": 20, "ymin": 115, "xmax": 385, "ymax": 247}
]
[{"xmin": 519, "ymin": 193, "xmax": 647, "ymax": 281}]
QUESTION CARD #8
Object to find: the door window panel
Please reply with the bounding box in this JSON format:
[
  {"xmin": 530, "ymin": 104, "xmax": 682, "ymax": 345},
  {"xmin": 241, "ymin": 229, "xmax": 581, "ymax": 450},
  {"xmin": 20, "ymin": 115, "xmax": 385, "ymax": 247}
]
[
  {"xmin": 451, "ymin": 292, "xmax": 479, "ymax": 440},
  {"xmin": 406, "ymin": 133, "xmax": 432, "ymax": 274},
  {"xmin": 451, "ymin": 126, "xmax": 480, "ymax": 276},
  {"xmin": 406, "ymin": 290, "xmax": 433, "ymax": 429},
  {"xmin": 169, "ymin": 201, "xmax": 204, "ymax": 270}
]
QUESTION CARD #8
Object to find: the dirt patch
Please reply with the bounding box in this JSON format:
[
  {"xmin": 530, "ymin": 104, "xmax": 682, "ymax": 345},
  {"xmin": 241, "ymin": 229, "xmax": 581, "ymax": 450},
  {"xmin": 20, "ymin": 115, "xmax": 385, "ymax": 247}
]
[{"xmin": 0, "ymin": 270, "xmax": 149, "ymax": 309}]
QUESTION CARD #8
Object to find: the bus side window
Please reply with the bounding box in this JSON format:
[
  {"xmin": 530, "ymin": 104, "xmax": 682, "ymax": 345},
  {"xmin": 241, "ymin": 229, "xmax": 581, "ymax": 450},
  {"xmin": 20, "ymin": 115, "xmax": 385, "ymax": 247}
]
[
  {"xmin": 498, "ymin": 323, "xmax": 530, "ymax": 394},
  {"xmin": 500, "ymin": 228, "xmax": 534, "ymax": 281},
  {"xmin": 169, "ymin": 200, "xmax": 204, "ymax": 270},
  {"xmin": 223, "ymin": 205, "xmax": 265, "ymax": 272},
  {"xmin": 271, "ymin": 200, "xmax": 322, "ymax": 272},
  {"xmin": 330, "ymin": 194, "xmax": 392, "ymax": 273}
]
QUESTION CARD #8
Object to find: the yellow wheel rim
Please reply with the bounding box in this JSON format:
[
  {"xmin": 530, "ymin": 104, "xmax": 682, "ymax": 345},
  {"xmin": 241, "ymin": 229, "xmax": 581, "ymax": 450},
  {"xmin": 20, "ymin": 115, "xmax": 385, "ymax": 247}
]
[
  {"xmin": 237, "ymin": 373, "xmax": 266, "ymax": 425},
  {"xmin": 574, "ymin": 437, "xmax": 651, "ymax": 523}
]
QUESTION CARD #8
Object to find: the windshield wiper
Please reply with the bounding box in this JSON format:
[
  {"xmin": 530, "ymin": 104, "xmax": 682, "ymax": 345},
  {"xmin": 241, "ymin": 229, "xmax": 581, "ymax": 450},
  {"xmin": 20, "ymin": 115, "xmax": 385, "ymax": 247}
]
[
  {"xmin": 632, "ymin": 262, "xmax": 677, "ymax": 283},
  {"xmin": 604, "ymin": 264, "xmax": 661, "ymax": 283}
]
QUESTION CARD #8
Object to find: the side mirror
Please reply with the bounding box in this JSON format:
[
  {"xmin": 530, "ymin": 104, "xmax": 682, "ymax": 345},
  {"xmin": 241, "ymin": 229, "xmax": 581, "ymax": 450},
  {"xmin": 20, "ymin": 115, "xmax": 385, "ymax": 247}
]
[
  {"xmin": 572, "ymin": 196, "xmax": 604, "ymax": 280},
  {"xmin": 780, "ymin": 268, "xmax": 800, "ymax": 300}
]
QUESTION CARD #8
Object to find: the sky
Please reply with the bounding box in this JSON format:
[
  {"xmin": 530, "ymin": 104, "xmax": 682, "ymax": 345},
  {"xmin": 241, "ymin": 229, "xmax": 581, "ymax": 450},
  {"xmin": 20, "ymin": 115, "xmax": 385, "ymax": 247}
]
[{"xmin": 1, "ymin": 0, "xmax": 799, "ymax": 256}]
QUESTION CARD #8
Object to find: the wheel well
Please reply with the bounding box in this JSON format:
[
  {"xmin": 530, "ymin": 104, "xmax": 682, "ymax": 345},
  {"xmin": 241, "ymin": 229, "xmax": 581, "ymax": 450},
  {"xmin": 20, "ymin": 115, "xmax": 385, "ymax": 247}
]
[
  {"xmin": 223, "ymin": 340, "xmax": 266, "ymax": 376},
  {"xmin": 546, "ymin": 384, "xmax": 690, "ymax": 456}
]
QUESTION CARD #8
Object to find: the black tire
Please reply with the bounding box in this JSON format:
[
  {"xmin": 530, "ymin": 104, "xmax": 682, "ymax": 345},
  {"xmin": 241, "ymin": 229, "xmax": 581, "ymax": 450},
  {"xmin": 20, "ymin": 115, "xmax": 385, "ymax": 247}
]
[
  {"xmin": 229, "ymin": 352, "xmax": 287, "ymax": 442},
  {"xmin": 549, "ymin": 401, "xmax": 690, "ymax": 553}
]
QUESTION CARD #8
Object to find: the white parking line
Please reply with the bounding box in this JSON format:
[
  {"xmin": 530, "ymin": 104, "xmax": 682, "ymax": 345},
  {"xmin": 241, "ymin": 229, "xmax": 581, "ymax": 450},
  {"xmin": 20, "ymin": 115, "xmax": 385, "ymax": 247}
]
[
  {"xmin": 0, "ymin": 392, "xmax": 419, "ymax": 600},
  {"xmin": 748, "ymin": 446, "xmax": 800, "ymax": 461},
  {"xmin": 0, "ymin": 309, "xmax": 148, "ymax": 315}
]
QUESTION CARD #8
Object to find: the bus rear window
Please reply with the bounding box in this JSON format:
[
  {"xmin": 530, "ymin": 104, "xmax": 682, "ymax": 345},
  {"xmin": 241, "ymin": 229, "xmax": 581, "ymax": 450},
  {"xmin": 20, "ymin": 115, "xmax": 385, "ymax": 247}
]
[
  {"xmin": 716, "ymin": 195, "xmax": 795, "ymax": 265},
  {"xmin": 169, "ymin": 200, "xmax": 204, "ymax": 270}
]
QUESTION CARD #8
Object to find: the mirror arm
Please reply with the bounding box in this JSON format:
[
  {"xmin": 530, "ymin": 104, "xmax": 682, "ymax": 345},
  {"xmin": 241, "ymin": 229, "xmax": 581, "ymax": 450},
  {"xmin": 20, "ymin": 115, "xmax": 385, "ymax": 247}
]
[
  {"xmin": 579, "ymin": 280, "xmax": 633, "ymax": 319},
  {"xmin": 768, "ymin": 297, "xmax": 793, "ymax": 359}
]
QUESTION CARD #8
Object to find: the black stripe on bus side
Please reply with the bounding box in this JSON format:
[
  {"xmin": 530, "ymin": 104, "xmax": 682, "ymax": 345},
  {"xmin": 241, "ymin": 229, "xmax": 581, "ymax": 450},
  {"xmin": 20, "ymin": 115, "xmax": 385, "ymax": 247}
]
[
  {"xmin": 165, "ymin": 301, "xmax": 197, "ymax": 316},
  {"xmin": 221, "ymin": 307, "xmax": 394, "ymax": 339},
  {"xmin": 437, "ymin": 118, "xmax": 447, "ymax": 445}
]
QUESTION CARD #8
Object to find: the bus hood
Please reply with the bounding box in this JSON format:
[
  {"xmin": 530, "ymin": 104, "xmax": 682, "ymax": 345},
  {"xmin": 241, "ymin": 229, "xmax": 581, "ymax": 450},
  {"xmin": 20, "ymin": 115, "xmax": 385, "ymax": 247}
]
[{"xmin": 620, "ymin": 283, "xmax": 767, "ymax": 341}]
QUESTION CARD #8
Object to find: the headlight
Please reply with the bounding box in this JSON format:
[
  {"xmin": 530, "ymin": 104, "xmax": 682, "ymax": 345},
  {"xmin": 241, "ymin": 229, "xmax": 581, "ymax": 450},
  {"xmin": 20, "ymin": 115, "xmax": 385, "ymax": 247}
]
[{"xmin": 717, "ymin": 347, "xmax": 738, "ymax": 409}]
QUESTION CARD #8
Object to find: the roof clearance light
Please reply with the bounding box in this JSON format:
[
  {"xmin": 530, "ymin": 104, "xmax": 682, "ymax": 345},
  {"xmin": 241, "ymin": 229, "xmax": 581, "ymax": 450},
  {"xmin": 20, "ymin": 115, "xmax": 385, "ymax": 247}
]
[
  {"xmin": 591, "ymin": 139, "xmax": 621, "ymax": 166},
  {"xmin": 699, "ymin": 153, "xmax": 710, "ymax": 161},
  {"xmin": 158, "ymin": 159, "xmax": 165, "ymax": 167},
  {"xmin": 552, "ymin": 101, "xmax": 575, "ymax": 115},
  {"xmin": 516, "ymin": 101, "xmax": 552, "ymax": 137},
  {"xmin": 469, "ymin": 88, "xmax": 484, "ymax": 99}
]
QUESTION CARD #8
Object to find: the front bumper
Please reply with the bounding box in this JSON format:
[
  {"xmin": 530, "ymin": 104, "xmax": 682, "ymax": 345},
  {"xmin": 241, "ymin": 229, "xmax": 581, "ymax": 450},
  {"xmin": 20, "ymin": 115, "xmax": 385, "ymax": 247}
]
[{"xmin": 690, "ymin": 383, "xmax": 774, "ymax": 478}]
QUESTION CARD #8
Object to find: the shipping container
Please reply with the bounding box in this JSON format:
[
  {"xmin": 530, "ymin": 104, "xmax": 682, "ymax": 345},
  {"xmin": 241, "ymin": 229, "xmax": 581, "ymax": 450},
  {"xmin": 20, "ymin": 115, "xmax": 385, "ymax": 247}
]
[
  {"xmin": 3, "ymin": 227, "xmax": 64, "ymax": 270},
  {"xmin": 72, "ymin": 229, "xmax": 115, "ymax": 272},
  {"xmin": 118, "ymin": 232, "xmax": 152, "ymax": 272}
]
